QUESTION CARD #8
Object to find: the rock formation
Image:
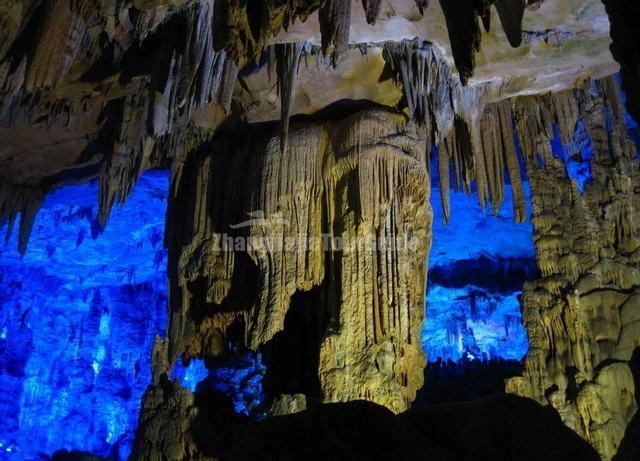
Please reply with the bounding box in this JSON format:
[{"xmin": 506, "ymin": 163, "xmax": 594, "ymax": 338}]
[
  {"xmin": 0, "ymin": 0, "xmax": 639, "ymax": 460},
  {"xmin": 163, "ymin": 107, "xmax": 431, "ymax": 413},
  {"xmin": 132, "ymin": 391, "xmax": 601, "ymax": 460},
  {"xmin": 506, "ymin": 77, "xmax": 640, "ymax": 461}
]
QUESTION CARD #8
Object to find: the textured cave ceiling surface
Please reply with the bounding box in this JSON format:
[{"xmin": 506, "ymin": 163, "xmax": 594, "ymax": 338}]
[
  {"xmin": 247, "ymin": 0, "xmax": 615, "ymax": 122},
  {"xmin": 0, "ymin": 0, "xmax": 617, "ymax": 192}
]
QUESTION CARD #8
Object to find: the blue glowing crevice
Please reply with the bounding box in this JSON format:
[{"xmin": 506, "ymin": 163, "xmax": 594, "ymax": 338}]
[
  {"xmin": 0, "ymin": 172, "xmax": 170, "ymax": 460},
  {"xmin": 171, "ymin": 358, "xmax": 210, "ymax": 392},
  {"xmin": 550, "ymin": 120, "xmax": 594, "ymax": 193},
  {"xmin": 171, "ymin": 353, "xmax": 266, "ymax": 418},
  {"xmin": 423, "ymin": 184, "xmax": 536, "ymax": 362}
]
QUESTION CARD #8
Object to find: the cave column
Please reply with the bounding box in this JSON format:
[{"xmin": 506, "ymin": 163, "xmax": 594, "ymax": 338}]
[{"xmin": 162, "ymin": 108, "xmax": 432, "ymax": 414}]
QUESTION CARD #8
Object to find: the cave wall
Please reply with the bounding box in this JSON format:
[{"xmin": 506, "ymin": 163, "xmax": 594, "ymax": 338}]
[
  {"xmin": 506, "ymin": 76, "xmax": 640, "ymax": 460},
  {"xmin": 0, "ymin": 172, "xmax": 169, "ymax": 459},
  {"xmin": 160, "ymin": 107, "xmax": 431, "ymax": 414}
]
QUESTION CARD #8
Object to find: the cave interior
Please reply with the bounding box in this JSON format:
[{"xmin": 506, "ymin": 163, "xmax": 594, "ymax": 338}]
[{"xmin": 0, "ymin": 1, "xmax": 640, "ymax": 460}]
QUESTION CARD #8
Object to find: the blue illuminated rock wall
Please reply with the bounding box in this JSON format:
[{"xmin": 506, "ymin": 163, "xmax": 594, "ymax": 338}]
[
  {"xmin": 0, "ymin": 171, "xmax": 267, "ymax": 460},
  {"xmin": 423, "ymin": 184, "xmax": 536, "ymax": 362},
  {"xmin": 0, "ymin": 173, "xmax": 169, "ymax": 460}
]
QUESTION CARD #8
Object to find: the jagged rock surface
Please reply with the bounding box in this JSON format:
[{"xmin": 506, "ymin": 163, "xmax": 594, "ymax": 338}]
[
  {"xmin": 506, "ymin": 77, "xmax": 640, "ymax": 461},
  {"xmin": 163, "ymin": 108, "xmax": 431, "ymax": 413}
]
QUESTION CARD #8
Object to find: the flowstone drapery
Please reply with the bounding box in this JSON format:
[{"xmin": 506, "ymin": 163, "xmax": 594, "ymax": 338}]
[{"xmin": 161, "ymin": 108, "xmax": 432, "ymax": 414}]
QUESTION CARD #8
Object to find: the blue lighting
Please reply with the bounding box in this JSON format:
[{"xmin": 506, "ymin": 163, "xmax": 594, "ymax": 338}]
[
  {"xmin": 550, "ymin": 120, "xmax": 594, "ymax": 193},
  {"xmin": 171, "ymin": 359, "xmax": 210, "ymax": 392},
  {"xmin": 0, "ymin": 171, "xmax": 265, "ymax": 459},
  {"xmin": 423, "ymin": 184, "xmax": 536, "ymax": 362},
  {"xmin": 0, "ymin": 172, "xmax": 169, "ymax": 460},
  {"xmin": 171, "ymin": 353, "xmax": 267, "ymax": 418}
]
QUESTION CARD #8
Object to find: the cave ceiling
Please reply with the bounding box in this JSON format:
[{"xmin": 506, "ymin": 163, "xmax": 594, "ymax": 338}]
[{"xmin": 0, "ymin": 0, "xmax": 615, "ymax": 185}]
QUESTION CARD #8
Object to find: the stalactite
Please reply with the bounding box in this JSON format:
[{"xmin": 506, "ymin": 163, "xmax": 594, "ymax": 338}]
[
  {"xmin": 437, "ymin": 141, "xmax": 451, "ymax": 225},
  {"xmin": 549, "ymin": 91, "xmax": 579, "ymax": 145},
  {"xmin": 475, "ymin": 0, "xmax": 492, "ymax": 32},
  {"xmin": 494, "ymin": 0, "xmax": 526, "ymax": 48},
  {"xmin": 274, "ymin": 42, "xmax": 308, "ymax": 153},
  {"xmin": 496, "ymin": 101, "xmax": 526, "ymax": 222},
  {"xmin": 319, "ymin": 0, "xmax": 351, "ymax": 60},
  {"xmin": 478, "ymin": 105, "xmax": 503, "ymax": 214},
  {"xmin": 98, "ymin": 89, "xmax": 150, "ymax": 227},
  {"xmin": 438, "ymin": 0, "xmax": 483, "ymax": 85},
  {"xmin": 211, "ymin": 0, "xmax": 324, "ymax": 62},
  {"xmin": 361, "ymin": 0, "xmax": 383, "ymax": 25},
  {"xmin": 439, "ymin": 116, "xmax": 474, "ymax": 199},
  {"xmin": 470, "ymin": 122, "xmax": 490, "ymax": 209},
  {"xmin": 382, "ymin": 39, "xmax": 455, "ymax": 135},
  {"xmin": 472, "ymin": 100, "xmax": 525, "ymax": 220},
  {"xmin": 415, "ymin": 0, "xmax": 431, "ymax": 15},
  {"xmin": 0, "ymin": 179, "xmax": 44, "ymax": 255},
  {"xmin": 24, "ymin": 0, "xmax": 93, "ymax": 91}
]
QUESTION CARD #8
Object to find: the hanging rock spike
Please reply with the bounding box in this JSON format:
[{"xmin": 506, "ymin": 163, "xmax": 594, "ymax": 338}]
[
  {"xmin": 415, "ymin": 0, "xmax": 431, "ymax": 15},
  {"xmin": 275, "ymin": 42, "xmax": 308, "ymax": 153},
  {"xmin": 496, "ymin": 100, "xmax": 526, "ymax": 222},
  {"xmin": 437, "ymin": 140, "xmax": 452, "ymax": 225},
  {"xmin": 438, "ymin": 0, "xmax": 483, "ymax": 85},
  {"xmin": 494, "ymin": 0, "xmax": 526, "ymax": 47},
  {"xmin": 319, "ymin": 0, "xmax": 351, "ymax": 60},
  {"xmin": 362, "ymin": 0, "xmax": 383, "ymax": 25}
]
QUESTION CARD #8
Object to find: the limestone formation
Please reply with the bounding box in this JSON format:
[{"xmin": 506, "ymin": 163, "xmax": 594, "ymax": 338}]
[
  {"xmin": 0, "ymin": 1, "xmax": 639, "ymax": 460},
  {"xmin": 506, "ymin": 77, "xmax": 640, "ymax": 461},
  {"xmin": 132, "ymin": 391, "xmax": 601, "ymax": 460},
  {"xmin": 164, "ymin": 108, "xmax": 431, "ymax": 413}
]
